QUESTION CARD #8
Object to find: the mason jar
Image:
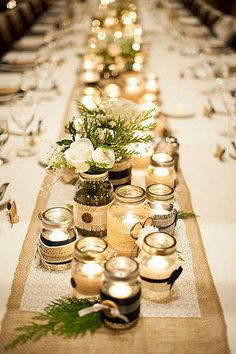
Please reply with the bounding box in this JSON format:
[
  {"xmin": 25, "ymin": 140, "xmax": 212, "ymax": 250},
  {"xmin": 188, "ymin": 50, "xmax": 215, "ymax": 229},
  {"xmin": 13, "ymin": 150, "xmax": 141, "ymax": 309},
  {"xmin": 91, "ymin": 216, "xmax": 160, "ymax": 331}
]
[
  {"xmin": 108, "ymin": 158, "xmax": 132, "ymax": 190},
  {"xmin": 137, "ymin": 232, "xmax": 181, "ymax": 301},
  {"xmin": 146, "ymin": 184, "xmax": 177, "ymax": 235},
  {"xmin": 74, "ymin": 172, "xmax": 114, "ymax": 237},
  {"xmin": 38, "ymin": 207, "xmax": 77, "ymax": 271},
  {"xmin": 100, "ymin": 256, "xmax": 141, "ymax": 329},
  {"xmin": 71, "ymin": 237, "xmax": 108, "ymax": 296},
  {"xmin": 107, "ymin": 185, "xmax": 152, "ymax": 257},
  {"xmin": 146, "ymin": 153, "xmax": 176, "ymax": 188}
]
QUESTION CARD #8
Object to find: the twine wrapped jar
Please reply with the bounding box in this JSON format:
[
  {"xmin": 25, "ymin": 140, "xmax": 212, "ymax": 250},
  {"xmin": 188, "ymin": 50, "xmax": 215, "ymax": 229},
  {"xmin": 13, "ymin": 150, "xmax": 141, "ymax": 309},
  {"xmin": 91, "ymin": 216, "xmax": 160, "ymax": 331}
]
[
  {"xmin": 100, "ymin": 256, "xmax": 141, "ymax": 329},
  {"xmin": 107, "ymin": 185, "xmax": 152, "ymax": 257},
  {"xmin": 137, "ymin": 232, "xmax": 182, "ymax": 301},
  {"xmin": 38, "ymin": 207, "xmax": 77, "ymax": 271},
  {"xmin": 146, "ymin": 153, "xmax": 176, "ymax": 188},
  {"xmin": 71, "ymin": 237, "xmax": 108, "ymax": 296},
  {"xmin": 146, "ymin": 184, "xmax": 177, "ymax": 235},
  {"xmin": 74, "ymin": 172, "xmax": 114, "ymax": 237}
]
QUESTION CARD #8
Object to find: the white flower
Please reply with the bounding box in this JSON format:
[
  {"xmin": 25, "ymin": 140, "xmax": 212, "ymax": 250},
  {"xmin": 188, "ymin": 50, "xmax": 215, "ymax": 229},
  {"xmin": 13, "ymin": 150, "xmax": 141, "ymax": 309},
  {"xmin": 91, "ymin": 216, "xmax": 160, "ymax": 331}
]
[
  {"xmin": 92, "ymin": 147, "xmax": 115, "ymax": 169},
  {"xmin": 64, "ymin": 138, "xmax": 94, "ymax": 172}
]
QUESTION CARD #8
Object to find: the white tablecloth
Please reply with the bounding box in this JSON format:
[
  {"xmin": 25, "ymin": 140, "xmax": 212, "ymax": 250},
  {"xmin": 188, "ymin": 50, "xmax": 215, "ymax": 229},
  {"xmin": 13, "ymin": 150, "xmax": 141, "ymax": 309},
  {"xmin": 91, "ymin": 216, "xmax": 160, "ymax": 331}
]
[{"xmin": 0, "ymin": 2, "xmax": 236, "ymax": 352}]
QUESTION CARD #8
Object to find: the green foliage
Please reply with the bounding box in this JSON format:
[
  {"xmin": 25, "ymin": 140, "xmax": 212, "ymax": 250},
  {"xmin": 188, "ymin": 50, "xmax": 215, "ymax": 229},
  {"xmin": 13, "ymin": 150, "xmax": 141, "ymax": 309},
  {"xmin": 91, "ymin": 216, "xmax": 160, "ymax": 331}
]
[
  {"xmin": 177, "ymin": 210, "xmax": 198, "ymax": 220},
  {"xmin": 6, "ymin": 297, "xmax": 102, "ymax": 350},
  {"xmin": 77, "ymin": 101, "xmax": 155, "ymax": 161}
]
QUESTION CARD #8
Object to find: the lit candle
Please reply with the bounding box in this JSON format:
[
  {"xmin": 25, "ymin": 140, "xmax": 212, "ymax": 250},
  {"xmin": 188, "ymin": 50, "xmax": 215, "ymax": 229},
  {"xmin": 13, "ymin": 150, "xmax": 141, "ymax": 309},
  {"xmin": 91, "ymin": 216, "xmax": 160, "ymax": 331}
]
[
  {"xmin": 48, "ymin": 229, "xmax": 68, "ymax": 242},
  {"xmin": 109, "ymin": 283, "xmax": 132, "ymax": 299},
  {"xmin": 81, "ymin": 70, "xmax": 100, "ymax": 84},
  {"xmin": 137, "ymin": 232, "xmax": 179, "ymax": 301},
  {"xmin": 71, "ymin": 237, "xmax": 107, "ymax": 296},
  {"xmin": 145, "ymin": 73, "xmax": 159, "ymax": 93},
  {"xmin": 104, "ymin": 83, "xmax": 121, "ymax": 98},
  {"xmin": 122, "ymin": 212, "xmax": 139, "ymax": 231},
  {"xmin": 125, "ymin": 76, "xmax": 142, "ymax": 96},
  {"xmin": 146, "ymin": 153, "xmax": 176, "ymax": 188}
]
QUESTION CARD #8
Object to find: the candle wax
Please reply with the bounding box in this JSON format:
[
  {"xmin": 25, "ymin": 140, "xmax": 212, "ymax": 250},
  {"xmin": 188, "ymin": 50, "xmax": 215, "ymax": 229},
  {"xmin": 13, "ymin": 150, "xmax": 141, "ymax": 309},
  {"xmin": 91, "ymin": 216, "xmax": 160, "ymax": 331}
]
[
  {"xmin": 109, "ymin": 283, "xmax": 132, "ymax": 299},
  {"xmin": 48, "ymin": 230, "xmax": 68, "ymax": 242}
]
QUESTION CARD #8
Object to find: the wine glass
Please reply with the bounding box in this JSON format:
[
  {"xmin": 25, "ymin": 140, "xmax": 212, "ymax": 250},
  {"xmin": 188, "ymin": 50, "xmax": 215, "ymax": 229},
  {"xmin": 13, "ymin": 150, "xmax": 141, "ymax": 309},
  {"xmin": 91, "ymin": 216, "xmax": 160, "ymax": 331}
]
[
  {"xmin": 0, "ymin": 118, "xmax": 9, "ymax": 165},
  {"xmin": 10, "ymin": 92, "xmax": 37, "ymax": 157}
]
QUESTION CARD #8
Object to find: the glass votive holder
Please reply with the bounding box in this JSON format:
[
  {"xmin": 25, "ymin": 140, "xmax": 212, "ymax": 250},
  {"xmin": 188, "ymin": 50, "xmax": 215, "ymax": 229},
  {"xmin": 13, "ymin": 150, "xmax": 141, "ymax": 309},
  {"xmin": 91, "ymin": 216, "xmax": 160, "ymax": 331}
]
[
  {"xmin": 146, "ymin": 184, "xmax": 177, "ymax": 235},
  {"xmin": 107, "ymin": 185, "xmax": 152, "ymax": 257},
  {"xmin": 71, "ymin": 237, "xmax": 108, "ymax": 296},
  {"xmin": 137, "ymin": 232, "xmax": 182, "ymax": 301},
  {"xmin": 38, "ymin": 207, "xmax": 77, "ymax": 271},
  {"xmin": 100, "ymin": 256, "xmax": 141, "ymax": 329},
  {"xmin": 146, "ymin": 153, "xmax": 176, "ymax": 188}
]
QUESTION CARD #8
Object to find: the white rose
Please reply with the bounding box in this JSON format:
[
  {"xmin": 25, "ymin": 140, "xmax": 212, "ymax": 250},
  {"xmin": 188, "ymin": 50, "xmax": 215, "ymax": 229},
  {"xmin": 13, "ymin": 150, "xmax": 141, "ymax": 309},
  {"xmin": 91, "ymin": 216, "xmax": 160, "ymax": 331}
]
[
  {"xmin": 92, "ymin": 147, "xmax": 115, "ymax": 169},
  {"xmin": 64, "ymin": 138, "xmax": 94, "ymax": 172}
]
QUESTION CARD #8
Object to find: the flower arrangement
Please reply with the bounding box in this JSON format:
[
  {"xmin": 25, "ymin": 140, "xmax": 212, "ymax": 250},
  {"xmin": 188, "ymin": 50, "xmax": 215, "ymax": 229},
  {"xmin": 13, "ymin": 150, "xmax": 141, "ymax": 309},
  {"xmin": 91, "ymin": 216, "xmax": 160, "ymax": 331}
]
[{"xmin": 49, "ymin": 99, "xmax": 155, "ymax": 174}]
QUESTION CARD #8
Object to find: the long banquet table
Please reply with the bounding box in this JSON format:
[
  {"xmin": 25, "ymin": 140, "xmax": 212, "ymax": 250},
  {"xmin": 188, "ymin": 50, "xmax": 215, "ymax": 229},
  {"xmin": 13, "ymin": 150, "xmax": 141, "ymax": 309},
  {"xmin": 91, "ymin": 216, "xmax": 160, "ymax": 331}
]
[{"xmin": 0, "ymin": 1, "xmax": 236, "ymax": 353}]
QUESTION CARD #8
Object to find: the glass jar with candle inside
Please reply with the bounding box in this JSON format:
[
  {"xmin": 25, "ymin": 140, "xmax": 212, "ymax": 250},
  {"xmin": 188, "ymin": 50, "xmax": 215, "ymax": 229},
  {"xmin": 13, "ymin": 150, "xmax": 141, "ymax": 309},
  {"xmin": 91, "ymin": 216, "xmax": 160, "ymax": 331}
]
[
  {"xmin": 38, "ymin": 207, "xmax": 77, "ymax": 271},
  {"xmin": 107, "ymin": 185, "xmax": 152, "ymax": 257},
  {"xmin": 100, "ymin": 256, "xmax": 141, "ymax": 329},
  {"xmin": 146, "ymin": 153, "xmax": 176, "ymax": 188},
  {"xmin": 146, "ymin": 184, "xmax": 177, "ymax": 235},
  {"xmin": 71, "ymin": 237, "xmax": 108, "ymax": 296},
  {"xmin": 137, "ymin": 232, "xmax": 182, "ymax": 301}
]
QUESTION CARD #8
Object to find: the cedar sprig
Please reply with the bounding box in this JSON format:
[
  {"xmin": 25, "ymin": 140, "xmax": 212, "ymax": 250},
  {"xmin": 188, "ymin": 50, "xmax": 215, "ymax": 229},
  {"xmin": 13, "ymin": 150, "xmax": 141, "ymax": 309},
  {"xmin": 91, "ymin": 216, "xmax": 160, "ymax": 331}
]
[
  {"xmin": 177, "ymin": 210, "xmax": 198, "ymax": 220},
  {"xmin": 6, "ymin": 297, "xmax": 102, "ymax": 350}
]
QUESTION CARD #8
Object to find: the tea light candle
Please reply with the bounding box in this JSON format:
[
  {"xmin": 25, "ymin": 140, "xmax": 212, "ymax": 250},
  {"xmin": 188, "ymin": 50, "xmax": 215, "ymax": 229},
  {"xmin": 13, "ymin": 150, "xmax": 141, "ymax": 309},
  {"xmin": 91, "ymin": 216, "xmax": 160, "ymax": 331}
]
[
  {"xmin": 146, "ymin": 153, "xmax": 176, "ymax": 188},
  {"xmin": 71, "ymin": 237, "xmax": 107, "ymax": 296},
  {"xmin": 125, "ymin": 76, "xmax": 142, "ymax": 96},
  {"xmin": 81, "ymin": 70, "xmax": 100, "ymax": 84},
  {"xmin": 104, "ymin": 83, "xmax": 121, "ymax": 98},
  {"xmin": 38, "ymin": 207, "xmax": 77, "ymax": 271},
  {"xmin": 100, "ymin": 256, "xmax": 141, "ymax": 329},
  {"xmin": 122, "ymin": 212, "xmax": 139, "ymax": 230},
  {"xmin": 109, "ymin": 282, "xmax": 132, "ymax": 298},
  {"xmin": 137, "ymin": 232, "xmax": 180, "ymax": 301},
  {"xmin": 48, "ymin": 229, "xmax": 68, "ymax": 242},
  {"xmin": 145, "ymin": 73, "xmax": 159, "ymax": 93}
]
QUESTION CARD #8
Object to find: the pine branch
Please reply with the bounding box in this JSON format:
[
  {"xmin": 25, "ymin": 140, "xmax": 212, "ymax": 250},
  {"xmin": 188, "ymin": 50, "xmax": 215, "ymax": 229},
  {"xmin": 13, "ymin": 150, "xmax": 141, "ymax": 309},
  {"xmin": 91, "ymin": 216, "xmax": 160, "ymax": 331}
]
[
  {"xmin": 177, "ymin": 210, "xmax": 198, "ymax": 220},
  {"xmin": 6, "ymin": 297, "xmax": 102, "ymax": 350}
]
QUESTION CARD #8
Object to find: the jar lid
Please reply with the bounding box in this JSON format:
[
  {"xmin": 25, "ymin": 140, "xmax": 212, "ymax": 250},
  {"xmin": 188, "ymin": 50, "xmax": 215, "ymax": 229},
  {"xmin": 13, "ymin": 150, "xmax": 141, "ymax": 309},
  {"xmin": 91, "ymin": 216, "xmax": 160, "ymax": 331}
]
[
  {"xmin": 143, "ymin": 232, "xmax": 176, "ymax": 255},
  {"xmin": 74, "ymin": 237, "xmax": 108, "ymax": 262},
  {"xmin": 150, "ymin": 153, "xmax": 174, "ymax": 167},
  {"xmin": 38, "ymin": 207, "xmax": 73, "ymax": 230},
  {"xmin": 115, "ymin": 185, "xmax": 146, "ymax": 204},
  {"xmin": 146, "ymin": 184, "xmax": 174, "ymax": 201},
  {"xmin": 104, "ymin": 256, "xmax": 139, "ymax": 281}
]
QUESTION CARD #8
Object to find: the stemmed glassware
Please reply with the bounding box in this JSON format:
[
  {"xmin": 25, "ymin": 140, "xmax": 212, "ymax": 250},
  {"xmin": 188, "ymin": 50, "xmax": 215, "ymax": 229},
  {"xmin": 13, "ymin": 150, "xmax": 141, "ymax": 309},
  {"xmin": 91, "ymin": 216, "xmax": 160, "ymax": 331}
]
[
  {"xmin": 0, "ymin": 118, "xmax": 9, "ymax": 165},
  {"xmin": 10, "ymin": 92, "xmax": 37, "ymax": 157}
]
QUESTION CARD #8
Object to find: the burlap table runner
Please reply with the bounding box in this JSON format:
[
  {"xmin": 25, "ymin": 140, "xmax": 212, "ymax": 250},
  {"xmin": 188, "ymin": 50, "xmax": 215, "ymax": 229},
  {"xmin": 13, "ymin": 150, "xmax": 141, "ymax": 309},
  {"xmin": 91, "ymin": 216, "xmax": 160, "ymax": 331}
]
[{"xmin": 0, "ymin": 85, "xmax": 230, "ymax": 354}]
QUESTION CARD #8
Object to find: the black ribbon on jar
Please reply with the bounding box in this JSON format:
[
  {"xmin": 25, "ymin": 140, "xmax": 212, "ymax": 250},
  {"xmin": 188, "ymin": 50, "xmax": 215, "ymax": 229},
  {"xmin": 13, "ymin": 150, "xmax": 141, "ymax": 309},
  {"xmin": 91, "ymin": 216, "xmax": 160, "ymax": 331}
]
[
  {"xmin": 140, "ymin": 266, "xmax": 183, "ymax": 290},
  {"xmin": 100, "ymin": 290, "xmax": 141, "ymax": 324}
]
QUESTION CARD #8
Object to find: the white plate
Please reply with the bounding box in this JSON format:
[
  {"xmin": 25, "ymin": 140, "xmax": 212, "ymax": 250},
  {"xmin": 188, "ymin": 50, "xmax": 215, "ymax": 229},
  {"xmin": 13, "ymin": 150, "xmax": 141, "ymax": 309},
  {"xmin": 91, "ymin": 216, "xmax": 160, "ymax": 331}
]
[{"xmin": 162, "ymin": 102, "xmax": 195, "ymax": 118}]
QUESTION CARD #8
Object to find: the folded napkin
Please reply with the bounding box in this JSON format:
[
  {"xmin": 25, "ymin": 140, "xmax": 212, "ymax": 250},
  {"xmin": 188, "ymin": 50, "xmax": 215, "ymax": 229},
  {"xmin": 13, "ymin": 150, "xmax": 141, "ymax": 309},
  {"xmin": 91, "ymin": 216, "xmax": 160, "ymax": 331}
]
[
  {"xmin": 14, "ymin": 36, "xmax": 45, "ymax": 50},
  {"xmin": 2, "ymin": 51, "xmax": 37, "ymax": 66},
  {"xmin": 0, "ymin": 73, "xmax": 22, "ymax": 95},
  {"xmin": 213, "ymin": 15, "xmax": 236, "ymax": 45}
]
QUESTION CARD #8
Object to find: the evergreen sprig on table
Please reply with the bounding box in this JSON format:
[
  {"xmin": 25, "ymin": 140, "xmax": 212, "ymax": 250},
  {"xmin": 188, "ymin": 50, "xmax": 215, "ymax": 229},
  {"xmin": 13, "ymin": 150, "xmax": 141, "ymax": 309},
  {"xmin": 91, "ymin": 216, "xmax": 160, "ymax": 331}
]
[
  {"xmin": 6, "ymin": 297, "xmax": 102, "ymax": 350},
  {"xmin": 177, "ymin": 210, "xmax": 198, "ymax": 220}
]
